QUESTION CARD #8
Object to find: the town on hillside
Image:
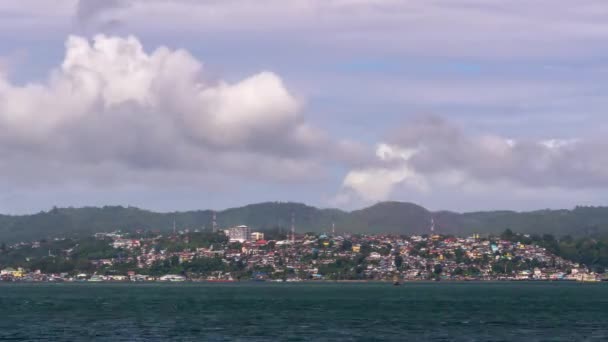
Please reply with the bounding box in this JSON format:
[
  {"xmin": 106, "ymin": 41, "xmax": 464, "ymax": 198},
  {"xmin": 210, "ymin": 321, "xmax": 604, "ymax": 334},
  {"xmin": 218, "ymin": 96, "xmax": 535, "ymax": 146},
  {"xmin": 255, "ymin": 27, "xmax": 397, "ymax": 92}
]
[{"xmin": 0, "ymin": 223, "xmax": 604, "ymax": 283}]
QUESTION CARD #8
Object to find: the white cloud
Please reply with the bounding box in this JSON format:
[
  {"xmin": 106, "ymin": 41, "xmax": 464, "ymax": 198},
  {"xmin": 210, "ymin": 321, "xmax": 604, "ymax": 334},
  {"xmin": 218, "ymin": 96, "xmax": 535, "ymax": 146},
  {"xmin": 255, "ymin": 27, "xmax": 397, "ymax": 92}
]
[
  {"xmin": 334, "ymin": 143, "xmax": 428, "ymax": 204},
  {"xmin": 0, "ymin": 34, "xmax": 353, "ymax": 188}
]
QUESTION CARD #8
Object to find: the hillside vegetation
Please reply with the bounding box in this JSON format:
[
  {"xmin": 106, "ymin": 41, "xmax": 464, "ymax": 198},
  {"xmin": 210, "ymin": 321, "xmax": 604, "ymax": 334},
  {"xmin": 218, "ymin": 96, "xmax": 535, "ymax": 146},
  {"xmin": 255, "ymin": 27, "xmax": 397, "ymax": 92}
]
[{"xmin": 2, "ymin": 202, "xmax": 608, "ymax": 242}]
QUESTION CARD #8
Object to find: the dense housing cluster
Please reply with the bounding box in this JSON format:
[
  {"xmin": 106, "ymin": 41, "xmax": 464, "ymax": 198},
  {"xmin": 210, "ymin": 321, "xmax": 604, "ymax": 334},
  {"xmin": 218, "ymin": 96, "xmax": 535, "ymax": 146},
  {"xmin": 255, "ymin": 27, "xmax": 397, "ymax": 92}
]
[{"xmin": 0, "ymin": 224, "xmax": 603, "ymax": 282}]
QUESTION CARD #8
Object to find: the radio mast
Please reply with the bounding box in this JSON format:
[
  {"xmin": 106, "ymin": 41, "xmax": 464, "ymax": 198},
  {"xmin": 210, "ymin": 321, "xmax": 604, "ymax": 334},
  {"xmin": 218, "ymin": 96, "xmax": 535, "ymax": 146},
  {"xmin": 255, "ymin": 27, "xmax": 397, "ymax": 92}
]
[
  {"xmin": 291, "ymin": 212, "xmax": 296, "ymax": 242},
  {"xmin": 212, "ymin": 211, "xmax": 218, "ymax": 233}
]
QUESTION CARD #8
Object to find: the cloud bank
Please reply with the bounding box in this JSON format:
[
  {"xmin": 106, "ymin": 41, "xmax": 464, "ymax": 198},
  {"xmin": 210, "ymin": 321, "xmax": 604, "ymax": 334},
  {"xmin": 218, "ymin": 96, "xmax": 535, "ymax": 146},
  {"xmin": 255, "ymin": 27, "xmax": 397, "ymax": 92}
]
[
  {"xmin": 338, "ymin": 117, "xmax": 608, "ymax": 205},
  {"xmin": 3, "ymin": 1, "xmax": 608, "ymax": 212},
  {"xmin": 1, "ymin": 36, "xmax": 605, "ymax": 210}
]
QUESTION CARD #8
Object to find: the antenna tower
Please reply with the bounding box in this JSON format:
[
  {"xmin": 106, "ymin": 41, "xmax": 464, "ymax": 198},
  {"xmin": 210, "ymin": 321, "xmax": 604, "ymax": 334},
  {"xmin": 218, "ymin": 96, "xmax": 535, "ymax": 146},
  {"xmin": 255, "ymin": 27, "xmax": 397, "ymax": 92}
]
[
  {"xmin": 212, "ymin": 212, "xmax": 218, "ymax": 233},
  {"xmin": 291, "ymin": 212, "xmax": 296, "ymax": 242}
]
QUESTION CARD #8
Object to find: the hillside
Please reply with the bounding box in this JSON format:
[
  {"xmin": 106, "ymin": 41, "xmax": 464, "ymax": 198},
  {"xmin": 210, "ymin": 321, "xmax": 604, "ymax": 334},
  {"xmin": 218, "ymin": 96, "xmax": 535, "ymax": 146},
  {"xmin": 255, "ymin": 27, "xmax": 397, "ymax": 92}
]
[
  {"xmin": 2, "ymin": 202, "xmax": 608, "ymax": 242},
  {"xmin": 345, "ymin": 202, "xmax": 432, "ymax": 234}
]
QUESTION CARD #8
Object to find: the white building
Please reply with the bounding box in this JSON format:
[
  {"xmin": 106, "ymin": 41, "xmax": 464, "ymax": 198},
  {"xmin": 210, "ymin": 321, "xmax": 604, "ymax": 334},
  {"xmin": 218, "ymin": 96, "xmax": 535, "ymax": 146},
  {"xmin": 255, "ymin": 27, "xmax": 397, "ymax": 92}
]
[
  {"xmin": 228, "ymin": 225, "xmax": 251, "ymax": 243},
  {"xmin": 112, "ymin": 239, "xmax": 140, "ymax": 249}
]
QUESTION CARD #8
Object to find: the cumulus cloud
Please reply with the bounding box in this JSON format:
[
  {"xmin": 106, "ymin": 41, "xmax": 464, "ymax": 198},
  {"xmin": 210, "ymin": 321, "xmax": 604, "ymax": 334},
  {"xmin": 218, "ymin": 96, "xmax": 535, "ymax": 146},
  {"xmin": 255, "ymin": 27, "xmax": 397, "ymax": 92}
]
[
  {"xmin": 0, "ymin": 35, "xmax": 357, "ymax": 188},
  {"xmin": 337, "ymin": 116, "xmax": 608, "ymax": 204}
]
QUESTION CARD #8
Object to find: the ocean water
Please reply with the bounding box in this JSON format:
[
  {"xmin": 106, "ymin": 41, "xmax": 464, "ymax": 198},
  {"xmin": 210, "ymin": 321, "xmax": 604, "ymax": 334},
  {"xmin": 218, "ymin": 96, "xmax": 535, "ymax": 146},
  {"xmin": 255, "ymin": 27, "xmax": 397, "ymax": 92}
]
[{"xmin": 1, "ymin": 282, "xmax": 607, "ymax": 341}]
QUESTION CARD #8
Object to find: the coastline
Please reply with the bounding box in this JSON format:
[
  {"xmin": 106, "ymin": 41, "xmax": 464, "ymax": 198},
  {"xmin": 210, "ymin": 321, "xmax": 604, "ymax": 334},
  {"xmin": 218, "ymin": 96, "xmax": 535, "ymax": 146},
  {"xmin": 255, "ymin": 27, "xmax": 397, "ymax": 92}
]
[{"xmin": 1, "ymin": 278, "xmax": 601, "ymax": 284}]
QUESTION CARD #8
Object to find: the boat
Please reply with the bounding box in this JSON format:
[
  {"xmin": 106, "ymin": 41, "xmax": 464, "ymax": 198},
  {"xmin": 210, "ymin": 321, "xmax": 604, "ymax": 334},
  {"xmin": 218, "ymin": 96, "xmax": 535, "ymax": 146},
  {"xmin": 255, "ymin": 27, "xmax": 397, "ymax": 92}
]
[
  {"xmin": 88, "ymin": 275, "xmax": 105, "ymax": 282},
  {"xmin": 75, "ymin": 273, "xmax": 88, "ymax": 282},
  {"xmin": 393, "ymin": 275, "xmax": 401, "ymax": 286},
  {"xmin": 159, "ymin": 274, "xmax": 187, "ymax": 282}
]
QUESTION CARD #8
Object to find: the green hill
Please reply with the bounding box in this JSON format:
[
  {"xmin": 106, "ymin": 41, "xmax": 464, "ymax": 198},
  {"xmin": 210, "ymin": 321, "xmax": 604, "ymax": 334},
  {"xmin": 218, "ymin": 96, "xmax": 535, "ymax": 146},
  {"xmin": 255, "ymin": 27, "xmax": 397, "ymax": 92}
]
[
  {"xmin": 2, "ymin": 202, "xmax": 608, "ymax": 242},
  {"xmin": 345, "ymin": 202, "xmax": 432, "ymax": 234}
]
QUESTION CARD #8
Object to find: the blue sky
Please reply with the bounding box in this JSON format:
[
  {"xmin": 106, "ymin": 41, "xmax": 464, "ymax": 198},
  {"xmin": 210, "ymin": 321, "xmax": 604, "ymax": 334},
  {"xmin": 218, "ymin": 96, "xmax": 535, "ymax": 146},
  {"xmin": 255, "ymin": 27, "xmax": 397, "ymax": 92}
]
[{"xmin": 1, "ymin": 0, "xmax": 608, "ymax": 214}]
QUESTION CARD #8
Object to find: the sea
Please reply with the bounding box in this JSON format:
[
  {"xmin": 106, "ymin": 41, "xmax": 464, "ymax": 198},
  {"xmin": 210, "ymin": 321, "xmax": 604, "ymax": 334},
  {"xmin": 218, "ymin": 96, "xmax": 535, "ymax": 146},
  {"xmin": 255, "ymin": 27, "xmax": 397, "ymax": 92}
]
[{"xmin": 1, "ymin": 282, "xmax": 607, "ymax": 341}]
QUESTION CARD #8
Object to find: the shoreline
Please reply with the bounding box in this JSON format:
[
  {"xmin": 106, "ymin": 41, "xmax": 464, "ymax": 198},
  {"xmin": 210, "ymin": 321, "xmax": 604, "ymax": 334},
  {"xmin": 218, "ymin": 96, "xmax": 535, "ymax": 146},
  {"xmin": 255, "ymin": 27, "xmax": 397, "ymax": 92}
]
[{"xmin": 0, "ymin": 279, "xmax": 602, "ymax": 284}]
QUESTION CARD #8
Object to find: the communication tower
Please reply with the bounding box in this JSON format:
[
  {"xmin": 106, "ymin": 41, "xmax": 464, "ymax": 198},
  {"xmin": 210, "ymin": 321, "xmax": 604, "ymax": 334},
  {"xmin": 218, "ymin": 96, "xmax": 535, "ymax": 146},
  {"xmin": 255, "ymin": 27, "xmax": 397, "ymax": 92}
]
[
  {"xmin": 291, "ymin": 212, "xmax": 296, "ymax": 242},
  {"xmin": 212, "ymin": 211, "xmax": 218, "ymax": 233}
]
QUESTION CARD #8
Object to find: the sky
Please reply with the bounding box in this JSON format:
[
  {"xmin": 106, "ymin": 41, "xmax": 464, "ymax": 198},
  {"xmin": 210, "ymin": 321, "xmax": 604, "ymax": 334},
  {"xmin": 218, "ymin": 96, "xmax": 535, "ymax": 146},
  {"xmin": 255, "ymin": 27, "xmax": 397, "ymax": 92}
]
[{"xmin": 1, "ymin": 0, "xmax": 608, "ymax": 214}]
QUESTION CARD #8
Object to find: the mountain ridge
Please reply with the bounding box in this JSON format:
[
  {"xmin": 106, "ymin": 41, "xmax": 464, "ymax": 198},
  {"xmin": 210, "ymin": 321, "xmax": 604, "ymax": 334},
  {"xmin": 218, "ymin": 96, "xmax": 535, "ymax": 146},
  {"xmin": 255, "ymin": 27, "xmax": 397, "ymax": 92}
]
[{"xmin": 1, "ymin": 201, "xmax": 608, "ymax": 242}]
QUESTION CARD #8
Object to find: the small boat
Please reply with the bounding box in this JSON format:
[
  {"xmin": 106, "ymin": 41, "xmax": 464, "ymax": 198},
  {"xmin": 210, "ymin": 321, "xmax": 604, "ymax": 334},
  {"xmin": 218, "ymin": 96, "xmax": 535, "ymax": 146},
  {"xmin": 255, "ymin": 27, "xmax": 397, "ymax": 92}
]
[
  {"xmin": 393, "ymin": 275, "xmax": 401, "ymax": 286},
  {"xmin": 159, "ymin": 274, "xmax": 186, "ymax": 282},
  {"xmin": 88, "ymin": 275, "xmax": 105, "ymax": 282}
]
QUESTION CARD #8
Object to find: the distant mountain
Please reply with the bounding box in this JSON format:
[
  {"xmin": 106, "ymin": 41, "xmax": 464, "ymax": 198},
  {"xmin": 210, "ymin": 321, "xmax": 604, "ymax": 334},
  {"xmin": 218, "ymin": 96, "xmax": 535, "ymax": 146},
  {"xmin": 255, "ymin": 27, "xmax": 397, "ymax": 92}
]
[
  {"xmin": 345, "ymin": 202, "xmax": 432, "ymax": 234},
  {"xmin": 2, "ymin": 202, "xmax": 608, "ymax": 242}
]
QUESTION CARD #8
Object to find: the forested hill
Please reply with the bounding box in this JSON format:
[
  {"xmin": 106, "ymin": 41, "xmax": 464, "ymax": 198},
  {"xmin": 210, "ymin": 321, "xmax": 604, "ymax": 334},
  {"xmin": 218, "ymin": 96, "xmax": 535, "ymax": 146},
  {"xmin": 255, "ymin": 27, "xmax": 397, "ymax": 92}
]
[{"xmin": 1, "ymin": 202, "xmax": 608, "ymax": 242}]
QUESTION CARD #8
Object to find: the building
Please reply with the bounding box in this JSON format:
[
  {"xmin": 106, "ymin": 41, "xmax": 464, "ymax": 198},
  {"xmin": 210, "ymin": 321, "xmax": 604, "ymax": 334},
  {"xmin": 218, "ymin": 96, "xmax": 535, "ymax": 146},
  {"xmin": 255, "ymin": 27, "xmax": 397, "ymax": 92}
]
[
  {"xmin": 112, "ymin": 239, "xmax": 140, "ymax": 249},
  {"xmin": 0, "ymin": 267, "xmax": 16, "ymax": 276},
  {"xmin": 251, "ymin": 232, "xmax": 265, "ymax": 241},
  {"xmin": 1, "ymin": 267, "xmax": 24, "ymax": 278},
  {"xmin": 228, "ymin": 225, "xmax": 251, "ymax": 243}
]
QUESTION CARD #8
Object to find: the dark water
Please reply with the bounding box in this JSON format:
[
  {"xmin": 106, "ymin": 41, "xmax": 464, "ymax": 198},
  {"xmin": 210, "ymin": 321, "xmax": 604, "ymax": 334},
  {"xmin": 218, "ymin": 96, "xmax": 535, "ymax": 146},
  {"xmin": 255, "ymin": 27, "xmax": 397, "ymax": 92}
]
[{"xmin": 1, "ymin": 282, "xmax": 608, "ymax": 341}]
